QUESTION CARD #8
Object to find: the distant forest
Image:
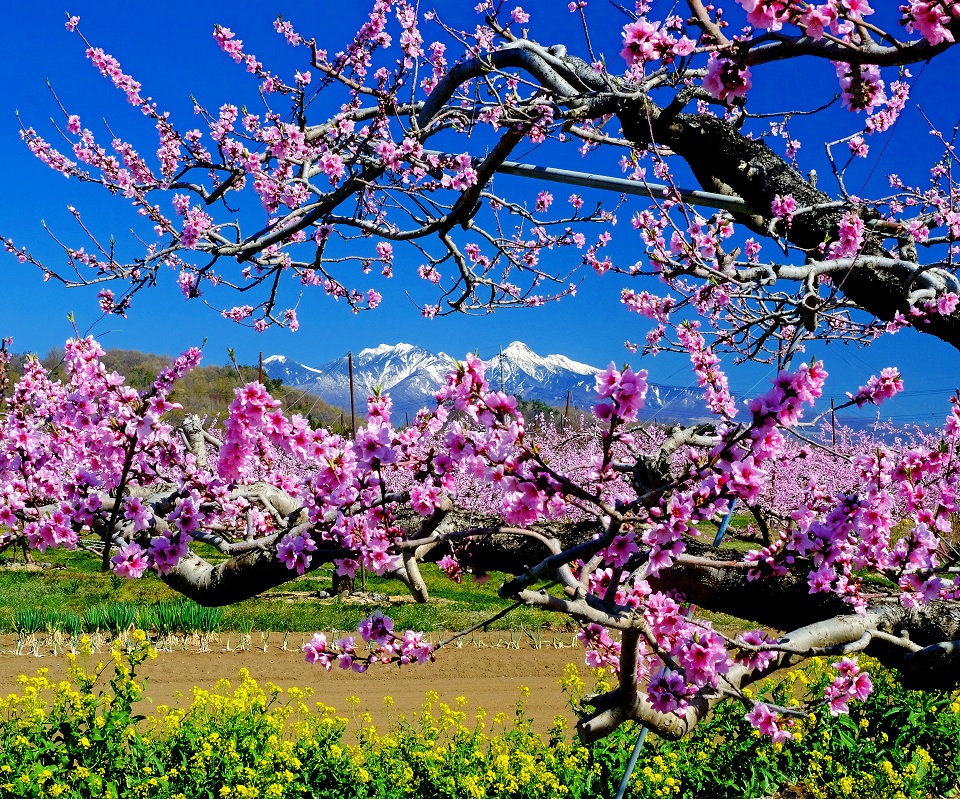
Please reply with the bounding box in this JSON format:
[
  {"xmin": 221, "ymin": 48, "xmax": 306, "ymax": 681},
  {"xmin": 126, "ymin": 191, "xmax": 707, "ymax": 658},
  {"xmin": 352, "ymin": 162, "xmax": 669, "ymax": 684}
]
[{"xmin": 4, "ymin": 346, "xmax": 348, "ymax": 432}]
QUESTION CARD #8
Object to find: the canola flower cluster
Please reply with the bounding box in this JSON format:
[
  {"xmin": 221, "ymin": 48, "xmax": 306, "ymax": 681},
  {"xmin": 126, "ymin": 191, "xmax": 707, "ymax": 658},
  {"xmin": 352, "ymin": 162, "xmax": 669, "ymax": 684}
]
[
  {"xmin": 633, "ymin": 657, "xmax": 959, "ymax": 799},
  {"xmin": 0, "ymin": 636, "xmax": 957, "ymax": 798}
]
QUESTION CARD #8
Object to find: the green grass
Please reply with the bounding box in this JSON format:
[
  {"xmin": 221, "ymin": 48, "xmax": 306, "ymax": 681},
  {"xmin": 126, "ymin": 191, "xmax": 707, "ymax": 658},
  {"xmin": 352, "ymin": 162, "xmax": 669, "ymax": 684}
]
[
  {"xmin": 0, "ymin": 512, "xmax": 766, "ymax": 638},
  {"xmin": 0, "ymin": 549, "xmax": 568, "ymax": 635}
]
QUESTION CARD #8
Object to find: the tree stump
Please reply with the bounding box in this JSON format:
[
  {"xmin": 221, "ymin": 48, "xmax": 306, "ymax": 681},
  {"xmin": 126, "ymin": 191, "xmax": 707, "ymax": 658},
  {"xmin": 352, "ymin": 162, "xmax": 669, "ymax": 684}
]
[{"xmin": 332, "ymin": 573, "xmax": 355, "ymax": 596}]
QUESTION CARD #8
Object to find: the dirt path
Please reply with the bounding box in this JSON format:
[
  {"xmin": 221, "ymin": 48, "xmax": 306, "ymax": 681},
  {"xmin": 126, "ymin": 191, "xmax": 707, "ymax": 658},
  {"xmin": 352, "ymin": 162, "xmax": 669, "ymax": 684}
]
[{"xmin": 0, "ymin": 633, "xmax": 587, "ymax": 733}]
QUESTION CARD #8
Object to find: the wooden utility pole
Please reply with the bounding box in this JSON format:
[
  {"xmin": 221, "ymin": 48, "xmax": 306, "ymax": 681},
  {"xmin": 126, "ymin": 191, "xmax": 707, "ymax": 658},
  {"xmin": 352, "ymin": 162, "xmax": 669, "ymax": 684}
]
[
  {"xmin": 831, "ymin": 398, "xmax": 836, "ymax": 446},
  {"xmin": 258, "ymin": 352, "xmax": 263, "ymax": 384},
  {"xmin": 348, "ymin": 352, "xmax": 357, "ymax": 437}
]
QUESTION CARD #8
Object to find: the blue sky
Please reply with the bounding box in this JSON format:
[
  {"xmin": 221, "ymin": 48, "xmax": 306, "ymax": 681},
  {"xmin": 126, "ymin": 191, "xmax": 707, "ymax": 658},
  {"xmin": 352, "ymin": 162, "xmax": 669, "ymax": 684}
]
[{"xmin": 2, "ymin": 1, "xmax": 959, "ymax": 425}]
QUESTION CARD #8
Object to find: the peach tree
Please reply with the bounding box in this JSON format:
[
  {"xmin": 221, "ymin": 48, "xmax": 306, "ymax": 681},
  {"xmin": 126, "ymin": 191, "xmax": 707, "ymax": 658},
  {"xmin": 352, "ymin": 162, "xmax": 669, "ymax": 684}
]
[{"xmin": 3, "ymin": 0, "xmax": 960, "ymax": 745}]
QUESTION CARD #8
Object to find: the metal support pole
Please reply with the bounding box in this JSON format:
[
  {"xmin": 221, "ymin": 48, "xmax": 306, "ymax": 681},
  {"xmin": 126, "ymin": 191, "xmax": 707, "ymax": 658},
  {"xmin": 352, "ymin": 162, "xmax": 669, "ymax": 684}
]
[
  {"xmin": 421, "ymin": 149, "xmax": 752, "ymax": 215},
  {"xmin": 780, "ymin": 324, "xmax": 805, "ymax": 373},
  {"xmin": 714, "ymin": 503, "xmax": 736, "ymax": 548},
  {"xmin": 831, "ymin": 398, "xmax": 837, "ymax": 446},
  {"xmin": 614, "ymin": 727, "xmax": 649, "ymax": 799},
  {"xmin": 613, "ymin": 603, "xmax": 698, "ymax": 797},
  {"xmin": 495, "ymin": 159, "xmax": 751, "ymax": 214}
]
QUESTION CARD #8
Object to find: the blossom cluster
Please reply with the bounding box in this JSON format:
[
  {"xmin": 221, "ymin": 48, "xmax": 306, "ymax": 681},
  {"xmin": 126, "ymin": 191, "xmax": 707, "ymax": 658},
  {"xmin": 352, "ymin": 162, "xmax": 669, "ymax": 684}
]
[
  {"xmin": 303, "ymin": 611, "xmax": 432, "ymax": 670},
  {"xmin": 8, "ymin": 1, "xmax": 960, "ymax": 747},
  {"xmin": 2, "ymin": 335, "xmax": 958, "ymax": 743}
]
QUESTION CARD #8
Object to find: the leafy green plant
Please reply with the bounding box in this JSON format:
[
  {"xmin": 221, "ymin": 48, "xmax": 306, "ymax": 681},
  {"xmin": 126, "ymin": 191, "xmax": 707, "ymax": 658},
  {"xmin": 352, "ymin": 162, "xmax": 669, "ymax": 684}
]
[
  {"xmin": 81, "ymin": 605, "xmax": 108, "ymax": 633},
  {"xmin": 0, "ymin": 549, "xmax": 566, "ymax": 637},
  {"xmin": 563, "ymin": 658, "xmax": 960, "ymax": 799},
  {"xmin": 148, "ymin": 602, "xmax": 178, "ymax": 636},
  {"xmin": 175, "ymin": 600, "xmax": 223, "ymax": 633},
  {"xmin": 56, "ymin": 610, "xmax": 84, "ymax": 637},
  {"xmin": 12, "ymin": 608, "xmax": 44, "ymax": 635}
]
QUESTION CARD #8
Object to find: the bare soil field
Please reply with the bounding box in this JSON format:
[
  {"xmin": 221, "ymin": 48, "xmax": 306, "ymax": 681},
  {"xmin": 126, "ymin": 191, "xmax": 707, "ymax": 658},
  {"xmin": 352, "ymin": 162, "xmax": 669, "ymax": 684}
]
[{"xmin": 0, "ymin": 633, "xmax": 586, "ymax": 732}]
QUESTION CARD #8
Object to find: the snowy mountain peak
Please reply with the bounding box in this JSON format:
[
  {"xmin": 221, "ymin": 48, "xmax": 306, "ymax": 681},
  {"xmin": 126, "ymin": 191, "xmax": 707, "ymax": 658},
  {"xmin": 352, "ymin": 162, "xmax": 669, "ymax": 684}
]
[
  {"xmin": 358, "ymin": 342, "xmax": 415, "ymax": 358},
  {"xmin": 495, "ymin": 341, "xmax": 598, "ymax": 380},
  {"xmin": 263, "ymin": 341, "xmax": 720, "ymax": 425},
  {"xmin": 542, "ymin": 353, "xmax": 600, "ymax": 376},
  {"xmin": 503, "ymin": 341, "xmax": 534, "ymax": 356}
]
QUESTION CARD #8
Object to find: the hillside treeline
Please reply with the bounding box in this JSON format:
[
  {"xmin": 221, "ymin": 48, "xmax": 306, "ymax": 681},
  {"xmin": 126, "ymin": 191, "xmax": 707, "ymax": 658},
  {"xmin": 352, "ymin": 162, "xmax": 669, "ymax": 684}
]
[{"xmin": 3, "ymin": 346, "xmax": 347, "ymax": 432}]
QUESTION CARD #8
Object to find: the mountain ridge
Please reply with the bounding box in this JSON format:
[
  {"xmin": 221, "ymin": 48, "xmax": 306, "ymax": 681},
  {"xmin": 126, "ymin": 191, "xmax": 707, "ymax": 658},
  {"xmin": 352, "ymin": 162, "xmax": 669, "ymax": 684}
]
[{"xmin": 263, "ymin": 342, "xmax": 720, "ymax": 425}]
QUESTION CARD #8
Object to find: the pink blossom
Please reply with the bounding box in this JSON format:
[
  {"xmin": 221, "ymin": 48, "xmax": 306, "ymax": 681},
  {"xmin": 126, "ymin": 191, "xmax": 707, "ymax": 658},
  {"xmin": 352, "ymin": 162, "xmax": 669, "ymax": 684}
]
[
  {"xmin": 621, "ymin": 19, "xmax": 667, "ymax": 66},
  {"xmin": 745, "ymin": 701, "xmax": 793, "ymax": 744},
  {"xmin": 725, "ymin": 456, "xmax": 767, "ymax": 503},
  {"xmin": 848, "ymin": 135, "xmax": 869, "ymax": 158},
  {"xmin": 594, "ymin": 363, "xmax": 648, "ymax": 421},
  {"xmin": 150, "ymin": 534, "xmax": 191, "ymax": 574},
  {"xmin": 605, "ymin": 532, "xmax": 639, "ymax": 568},
  {"xmin": 938, "ymin": 293, "xmax": 959, "ymax": 315},
  {"xmin": 358, "ymin": 610, "xmax": 394, "ymax": 645},
  {"xmin": 735, "ymin": 630, "xmax": 778, "ymax": 670},
  {"xmin": 123, "ymin": 496, "xmax": 152, "ymax": 531},
  {"xmin": 437, "ymin": 554, "xmax": 463, "ymax": 582},
  {"xmin": 277, "ymin": 530, "xmax": 317, "ymax": 575},
  {"xmin": 846, "ymin": 368, "xmax": 904, "ymax": 408},
  {"xmin": 335, "ymin": 559, "xmax": 359, "ymax": 580},
  {"xmin": 832, "ymin": 211, "xmax": 865, "ymax": 258},
  {"xmin": 837, "ymin": 63, "xmax": 886, "ymax": 112},
  {"xmin": 703, "ymin": 55, "xmax": 752, "ymax": 102},
  {"xmin": 112, "ymin": 542, "xmax": 149, "ymax": 579},
  {"xmin": 903, "ymin": 1, "xmax": 957, "ymax": 45},
  {"xmin": 824, "ymin": 658, "xmax": 872, "ymax": 715},
  {"xmin": 771, "ymin": 194, "xmax": 796, "ymax": 224},
  {"xmin": 535, "ymin": 190, "xmax": 553, "ymax": 211},
  {"xmin": 800, "ymin": 5, "xmax": 837, "ymax": 39},
  {"xmin": 410, "ymin": 483, "xmax": 441, "ymax": 516},
  {"xmin": 319, "ymin": 151, "xmax": 345, "ymax": 184},
  {"xmin": 738, "ymin": 0, "xmax": 789, "ymax": 31},
  {"xmin": 304, "ymin": 633, "xmax": 334, "ymax": 669}
]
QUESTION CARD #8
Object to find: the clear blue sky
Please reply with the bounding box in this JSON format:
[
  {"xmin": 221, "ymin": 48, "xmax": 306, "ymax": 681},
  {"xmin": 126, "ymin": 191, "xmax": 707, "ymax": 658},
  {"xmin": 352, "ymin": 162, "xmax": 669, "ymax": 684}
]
[{"xmin": 2, "ymin": 1, "xmax": 959, "ymax": 425}]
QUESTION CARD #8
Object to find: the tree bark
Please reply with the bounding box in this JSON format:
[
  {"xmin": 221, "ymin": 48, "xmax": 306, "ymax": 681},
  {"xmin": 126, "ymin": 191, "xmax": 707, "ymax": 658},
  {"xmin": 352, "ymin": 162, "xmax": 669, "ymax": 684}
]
[
  {"xmin": 615, "ymin": 103, "xmax": 960, "ymax": 349},
  {"xmin": 159, "ymin": 507, "xmax": 960, "ymax": 690}
]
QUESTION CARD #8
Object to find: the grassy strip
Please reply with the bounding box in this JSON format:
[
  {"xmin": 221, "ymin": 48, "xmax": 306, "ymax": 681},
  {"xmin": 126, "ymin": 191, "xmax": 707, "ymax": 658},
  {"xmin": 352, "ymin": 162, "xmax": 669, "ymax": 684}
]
[
  {"xmin": 0, "ymin": 549, "xmax": 573, "ymax": 636},
  {"xmin": 0, "ymin": 519, "xmax": 768, "ymax": 638},
  {"xmin": 0, "ymin": 634, "xmax": 957, "ymax": 799}
]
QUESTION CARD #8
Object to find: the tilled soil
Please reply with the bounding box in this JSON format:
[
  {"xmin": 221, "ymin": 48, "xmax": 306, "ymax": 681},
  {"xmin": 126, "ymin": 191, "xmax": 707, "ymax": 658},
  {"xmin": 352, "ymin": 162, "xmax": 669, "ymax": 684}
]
[{"xmin": 0, "ymin": 632, "xmax": 586, "ymax": 732}]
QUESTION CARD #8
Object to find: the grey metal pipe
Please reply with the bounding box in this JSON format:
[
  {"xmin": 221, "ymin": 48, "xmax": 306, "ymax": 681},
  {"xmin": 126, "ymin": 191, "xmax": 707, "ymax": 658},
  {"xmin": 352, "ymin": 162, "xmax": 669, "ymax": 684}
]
[
  {"xmin": 422, "ymin": 149, "xmax": 752, "ymax": 214},
  {"xmin": 496, "ymin": 159, "xmax": 752, "ymax": 214}
]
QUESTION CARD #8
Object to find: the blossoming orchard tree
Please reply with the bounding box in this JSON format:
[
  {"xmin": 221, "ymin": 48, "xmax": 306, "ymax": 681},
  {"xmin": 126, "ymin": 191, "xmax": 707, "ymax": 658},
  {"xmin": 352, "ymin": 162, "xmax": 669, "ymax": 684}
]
[{"xmin": 4, "ymin": 0, "xmax": 960, "ymax": 745}]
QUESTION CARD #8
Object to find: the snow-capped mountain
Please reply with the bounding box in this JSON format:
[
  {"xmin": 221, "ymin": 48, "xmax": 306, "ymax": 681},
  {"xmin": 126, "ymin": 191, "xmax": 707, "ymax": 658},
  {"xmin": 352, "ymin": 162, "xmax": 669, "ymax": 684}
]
[
  {"xmin": 264, "ymin": 343, "xmax": 455, "ymax": 424},
  {"xmin": 260, "ymin": 355, "xmax": 323, "ymax": 387},
  {"xmin": 483, "ymin": 342, "xmax": 600, "ymax": 411},
  {"xmin": 263, "ymin": 342, "xmax": 722, "ymax": 425}
]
